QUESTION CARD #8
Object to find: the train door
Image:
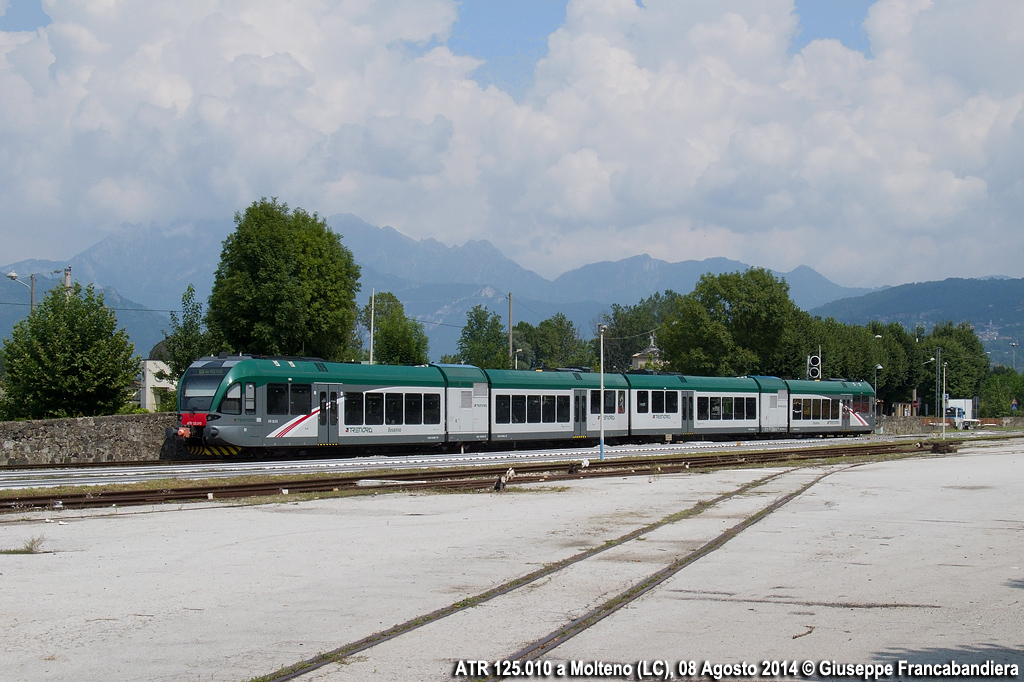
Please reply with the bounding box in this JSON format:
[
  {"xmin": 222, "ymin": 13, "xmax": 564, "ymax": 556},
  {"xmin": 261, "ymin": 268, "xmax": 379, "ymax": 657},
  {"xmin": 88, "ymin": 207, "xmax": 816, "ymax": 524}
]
[
  {"xmin": 316, "ymin": 383, "xmax": 341, "ymax": 445},
  {"xmin": 573, "ymin": 389, "xmax": 588, "ymax": 438},
  {"xmin": 681, "ymin": 390, "xmax": 695, "ymax": 435},
  {"xmin": 840, "ymin": 394, "xmax": 852, "ymax": 430}
]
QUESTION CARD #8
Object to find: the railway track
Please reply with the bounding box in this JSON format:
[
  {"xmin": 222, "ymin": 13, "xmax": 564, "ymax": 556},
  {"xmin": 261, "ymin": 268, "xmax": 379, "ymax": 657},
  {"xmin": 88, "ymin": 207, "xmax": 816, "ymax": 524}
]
[
  {"xmin": 0, "ymin": 441, "xmax": 923, "ymax": 511},
  {"xmin": 248, "ymin": 456, "xmax": 896, "ymax": 682}
]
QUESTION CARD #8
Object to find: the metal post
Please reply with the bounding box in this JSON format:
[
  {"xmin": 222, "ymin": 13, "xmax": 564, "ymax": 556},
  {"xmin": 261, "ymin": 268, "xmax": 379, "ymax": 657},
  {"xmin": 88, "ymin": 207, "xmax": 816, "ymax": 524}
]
[
  {"xmin": 508, "ymin": 292, "xmax": 513, "ymax": 368},
  {"xmin": 369, "ymin": 288, "xmax": 375, "ymax": 365},
  {"xmin": 942, "ymin": 362, "xmax": 947, "ymax": 440},
  {"xmin": 935, "ymin": 347, "xmax": 941, "ymax": 433},
  {"xmin": 599, "ymin": 324, "xmax": 606, "ymax": 461}
]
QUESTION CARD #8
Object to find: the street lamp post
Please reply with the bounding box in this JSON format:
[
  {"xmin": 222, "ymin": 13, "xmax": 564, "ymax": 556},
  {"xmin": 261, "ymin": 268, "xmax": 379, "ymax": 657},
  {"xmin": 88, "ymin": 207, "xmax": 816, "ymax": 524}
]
[
  {"xmin": 6, "ymin": 271, "xmax": 36, "ymax": 311},
  {"xmin": 874, "ymin": 363, "xmax": 883, "ymax": 432},
  {"xmin": 1011, "ymin": 341, "xmax": 1018, "ymax": 372},
  {"xmin": 514, "ymin": 349, "xmax": 523, "ymax": 370},
  {"xmin": 599, "ymin": 324, "xmax": 607, "ymax": 461}
]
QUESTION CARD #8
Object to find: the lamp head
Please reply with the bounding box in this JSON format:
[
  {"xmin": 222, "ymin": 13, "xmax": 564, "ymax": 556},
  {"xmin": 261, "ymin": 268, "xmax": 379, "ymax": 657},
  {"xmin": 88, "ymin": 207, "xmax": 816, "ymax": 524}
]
[{"xmin": 6, "ymin": 271, "xmax": 17, "ymax": 281}]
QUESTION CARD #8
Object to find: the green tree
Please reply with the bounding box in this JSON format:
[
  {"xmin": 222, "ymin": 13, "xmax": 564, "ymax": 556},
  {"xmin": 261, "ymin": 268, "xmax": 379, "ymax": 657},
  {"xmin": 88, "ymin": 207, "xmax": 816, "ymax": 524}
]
[
  {"xmin": 455, "ymin": 305, "xmax": 509, "ymax": 369},
  {"xmin": 535, "ymin": 313, "xmax": 594, "ymax": 368},
  {"xmin": 206, "ymin": 198, "xmax": 361, "ymax": 360},
  {"xmin": 596, "ymin": 291, "xmax": 682, "ymax": 371},
  {"xmin": 160, "ymin": 284, "xmax": 214, "ymax": 382},
  {"xmin": 359, "ymin": 292, "xmax": 429, "ymax": 365},
  {"xmin": 660, "ymin": 269, "xmax": 799, "ymax": 376},
  {"xmin": 0, "ymin": 283, "xmax": 140, "ymax": 419},
  {"xmin": 979, "ymin": 367, "xmax": 1024, "ymax": 417},
  {"xmin": 916, "ymin": 321, "xmax": 990, "ymax": 412}
]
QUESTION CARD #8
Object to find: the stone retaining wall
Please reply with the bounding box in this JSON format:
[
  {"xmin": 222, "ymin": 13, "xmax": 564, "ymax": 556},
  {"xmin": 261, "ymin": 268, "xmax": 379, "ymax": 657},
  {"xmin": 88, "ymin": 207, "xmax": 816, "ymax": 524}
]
[
  {"xmin": 879, "ymin": 415, "xmax": 1024, "ymax": 436},
  {"xmin": 1, "ymin": 413, "xmax": 185, "ymax": 466}
]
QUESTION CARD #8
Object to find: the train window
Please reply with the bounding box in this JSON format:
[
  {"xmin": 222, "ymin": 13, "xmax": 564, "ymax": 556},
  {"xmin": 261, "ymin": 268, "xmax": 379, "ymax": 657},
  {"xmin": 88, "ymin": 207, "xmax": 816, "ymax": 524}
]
[
  {"xmin": 710, "ymin": 397, "xmax": 722, "ymax": 420},
  {"xmin": 803, "ymin": 399, "xmax": 812, "ymax": 420},
  {"xmin": 511, "ymin": 395, "xmax": 526, "ymax": 424},
  {"xmin": 604, "ymin": 390, "xmax": 615, "ymax": 415},
  {"xmin": 542, "ymin": 395, "xmax": 556, "ymax": 423},
  {"xmin": 527, "ymin": 395, "xmax": 541, "ymax": 423},
  {"xmin": 590, "ymin": 390, "xmax": 601, "ymax": 414},
  {"xmin": 666, "ymin": 391, "xmax": 678, "ymax": 413},
  {"xmin": 365, "ymin": 393, "xmax": 384, "ymax": 425},
  {"xmin": 244, "ymin": 383, "xmax": 256, "ymax": 414},
  {"xmin": 385, "ymin": 393, "xmax": 403, "ymax": 425},
  {"xmin": 220, "ymin": 383, "xmax": 242, "ymax": 414},
  {"xmin": 179, "ymin": 367, "xmax": 227, "ymax": 412},
  {"xmin": 721, "ymin": 397, "xmax": 733, "ymax": 420},
  {"xmin": 812, "ymin": 399, "xmax": 821, "ymax": 420},
  {"xmin": 697, "ymin": 396, "xmax": 709, "ymax": 420},
  {"xmin": 344, "ymin": 393, "xmax": 363, "ymax": 425},
  {"xmin": 746, "ymin": 397, "xmax": 757, "ymax": 420},
  {"xmin": 557, "ymin": 395, "xmax": 570, "ymax": 423},
  {"xmin": 652, "ymin": 391, "xmax": 665, "ymax": 414},
  {"xmin": 291, "ymin": 384, "xmax": 312, "ymax": 415},
  {"xmin": 618, "ymin": 391, "xmax": 625, "ymax": 414},
  {"xmin": 831, "ymin": 399, "xmax": 840, "ymax": 420},
  {"xmin": 637, "ymin": 391, "xmax": 649, "ymax": 413},
  {"xmin": 736, "ymin": 396, "xmax": 746, "ymax": 420},
  {"xmin": 319, "ymin": 391, "xmax": 328, "ymax": 426},
  {"xmin": 268, "ymin": 383, "xmax": 289, "ymax": 415},
  {"xmin": 495, "ymin": 395, "xmax": 511, "ymax": 424},
  {"xmin": 424, "ymin": 394, "xmax": 441, "ymax": 424},
  {"xmin": 792, "ymin": 399, "xmax": 802, "ymax": 420},
  {"xmin": 405, "ymin": 393, "xmax": 422, "ymax": 425},
  {"xmin": 329, "ymin": 391, "xmax": 338, "ymax": 426}
]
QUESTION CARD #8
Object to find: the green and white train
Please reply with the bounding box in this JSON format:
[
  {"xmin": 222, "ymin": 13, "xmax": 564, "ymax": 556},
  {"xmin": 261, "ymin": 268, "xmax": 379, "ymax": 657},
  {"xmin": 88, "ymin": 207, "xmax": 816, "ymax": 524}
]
[{"xmin": 173, "ymin": 356, "xmax": 875, "ymax": 456}]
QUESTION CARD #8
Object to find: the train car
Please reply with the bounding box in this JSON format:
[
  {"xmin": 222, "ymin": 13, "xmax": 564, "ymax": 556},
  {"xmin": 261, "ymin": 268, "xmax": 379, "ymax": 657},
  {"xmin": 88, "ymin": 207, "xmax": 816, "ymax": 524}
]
[
  {"xmin": 682, "ymin": 376, "xmax": 763, "ymax": 438},
  {"xmin": 485, "ymin": 369, "xmax": 629, "ymax": 443},
  {"xmin": 623, "ymin": 372, "xmax": 686, "ymax": 441},
  {"xmin": 176, "ymin": 356, "xmax": 489, "ymax": 456},
  {"xmin": 783, "ymin": 379, "xmax": 875, "ymax": 435}
]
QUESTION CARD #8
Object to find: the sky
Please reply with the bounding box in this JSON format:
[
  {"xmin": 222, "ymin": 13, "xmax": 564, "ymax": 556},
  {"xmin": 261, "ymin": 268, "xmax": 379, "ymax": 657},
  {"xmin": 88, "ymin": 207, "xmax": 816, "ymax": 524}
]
[{"xmin": 0, "ymin": 0, "xmax": 1021, "ymax": 288}]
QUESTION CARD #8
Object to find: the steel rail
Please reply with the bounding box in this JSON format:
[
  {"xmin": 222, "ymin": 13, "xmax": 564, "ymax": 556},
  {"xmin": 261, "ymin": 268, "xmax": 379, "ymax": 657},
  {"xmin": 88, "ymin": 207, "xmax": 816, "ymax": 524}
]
[{"xmin": 0, "ymin": 441, "xmax": 920, "ymax": 511}]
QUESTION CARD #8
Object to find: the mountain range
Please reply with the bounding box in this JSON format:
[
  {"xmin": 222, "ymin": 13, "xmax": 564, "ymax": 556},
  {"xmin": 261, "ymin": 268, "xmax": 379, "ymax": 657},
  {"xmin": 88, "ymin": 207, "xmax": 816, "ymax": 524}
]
[{"xmin": 3, "ymin": 215, "xmax": 1019, "ymax": 363}]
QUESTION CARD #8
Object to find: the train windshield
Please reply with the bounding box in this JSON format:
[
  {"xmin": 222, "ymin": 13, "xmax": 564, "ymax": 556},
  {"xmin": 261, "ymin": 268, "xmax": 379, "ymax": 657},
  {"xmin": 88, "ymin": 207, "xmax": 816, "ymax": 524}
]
[{"xmin": 179, "ymin": 367, "xmax": 229, "ymax": 412}]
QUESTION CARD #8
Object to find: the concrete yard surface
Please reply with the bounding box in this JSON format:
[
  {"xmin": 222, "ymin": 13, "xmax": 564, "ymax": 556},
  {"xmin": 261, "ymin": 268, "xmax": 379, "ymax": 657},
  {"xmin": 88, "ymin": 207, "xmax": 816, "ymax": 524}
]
[{"xmin": 0, "ymin": 441, "xmax": 1022, "ymax": 681}]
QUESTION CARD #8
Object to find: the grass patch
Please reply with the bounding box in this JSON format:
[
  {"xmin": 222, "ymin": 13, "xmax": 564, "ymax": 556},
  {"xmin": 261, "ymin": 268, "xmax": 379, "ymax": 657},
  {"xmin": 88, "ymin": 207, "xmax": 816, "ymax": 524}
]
[{"xmin": 1, "ymin": 535, "xmax": 45, "ymax": 554}]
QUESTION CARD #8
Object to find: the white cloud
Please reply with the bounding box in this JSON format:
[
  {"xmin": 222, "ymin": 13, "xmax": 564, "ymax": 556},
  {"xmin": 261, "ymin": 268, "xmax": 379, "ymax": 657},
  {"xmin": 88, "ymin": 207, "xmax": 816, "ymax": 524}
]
[{"xmin": 1, "ymin": 0, "xmax": 1023, "ymax": 289}]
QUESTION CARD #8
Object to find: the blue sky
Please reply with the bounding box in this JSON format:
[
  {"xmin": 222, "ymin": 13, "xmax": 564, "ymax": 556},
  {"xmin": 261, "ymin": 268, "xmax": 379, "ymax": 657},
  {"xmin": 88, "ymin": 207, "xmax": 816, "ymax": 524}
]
[{"xmin": 1, "ymin": 1, "xmax": 1022, "ymax": 288}]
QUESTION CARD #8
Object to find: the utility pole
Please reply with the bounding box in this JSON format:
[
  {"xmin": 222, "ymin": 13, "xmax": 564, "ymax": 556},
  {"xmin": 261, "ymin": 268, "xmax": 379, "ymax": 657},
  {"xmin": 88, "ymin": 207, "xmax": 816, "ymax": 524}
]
[{"xmin": 508, "ymin": 292, "xmax": 513, "ymax": 368}]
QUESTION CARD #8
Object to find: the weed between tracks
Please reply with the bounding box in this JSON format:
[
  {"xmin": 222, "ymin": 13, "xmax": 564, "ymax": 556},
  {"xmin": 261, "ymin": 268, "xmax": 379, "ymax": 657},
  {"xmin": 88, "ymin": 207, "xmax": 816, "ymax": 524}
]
[{"xmin": 0, "ymin": 535, "xmax": 45, "ymax": 554}]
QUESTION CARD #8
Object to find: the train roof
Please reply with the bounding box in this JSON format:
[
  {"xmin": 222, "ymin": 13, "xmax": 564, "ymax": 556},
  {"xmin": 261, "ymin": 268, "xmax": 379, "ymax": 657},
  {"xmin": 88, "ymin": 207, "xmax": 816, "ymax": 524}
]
[
  {"xmin": 192, "ymin": 357, "xmax": 449, "ymax": 388},
  {"xmin": 784, "ymin": 378, "xmax": 874, "ymax": 396},
  {"xmin": 484, "ymin": 369, "xmax": 629, "ymax": 390},
  {"xmin": 672, "ymin": 375, "xmax": 762, "ymax": 392},
  {"xmin": 431, "ymin": 364, "xmax": 489, "ymax": 388}
]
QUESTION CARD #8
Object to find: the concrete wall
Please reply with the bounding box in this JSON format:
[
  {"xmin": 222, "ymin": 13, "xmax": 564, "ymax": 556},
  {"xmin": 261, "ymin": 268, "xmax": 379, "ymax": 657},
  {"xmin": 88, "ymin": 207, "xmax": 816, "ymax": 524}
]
[
  {"xmin": 1, "ymin": 413, "xmax": 186, "ymax": 466},
  {"xmin": 879, "ymin": 415, "xmax": 1024, "ymax": 436}
]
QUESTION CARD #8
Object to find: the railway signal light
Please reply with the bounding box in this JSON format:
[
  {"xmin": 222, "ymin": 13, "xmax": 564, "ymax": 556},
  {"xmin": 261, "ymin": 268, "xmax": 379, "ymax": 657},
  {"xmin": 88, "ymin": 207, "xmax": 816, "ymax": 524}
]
[{"xmin": 807, "ymin": 355, "xmax": 821, "ymax": 380}]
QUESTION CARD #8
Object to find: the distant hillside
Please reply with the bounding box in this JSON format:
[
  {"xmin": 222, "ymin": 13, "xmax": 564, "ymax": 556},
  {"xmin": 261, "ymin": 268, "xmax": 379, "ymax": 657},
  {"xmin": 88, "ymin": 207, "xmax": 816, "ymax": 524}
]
[
  {"xmin": 810, "ymin": 277, "xmax": 1024, "ymax": 367},
  {"xmin": 0, "ymin": 274, "xmax": 169, "ymax": 358},
  {"xmin": 4, "ymin": 214, "xmax": 877, "ymax": 359}
]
